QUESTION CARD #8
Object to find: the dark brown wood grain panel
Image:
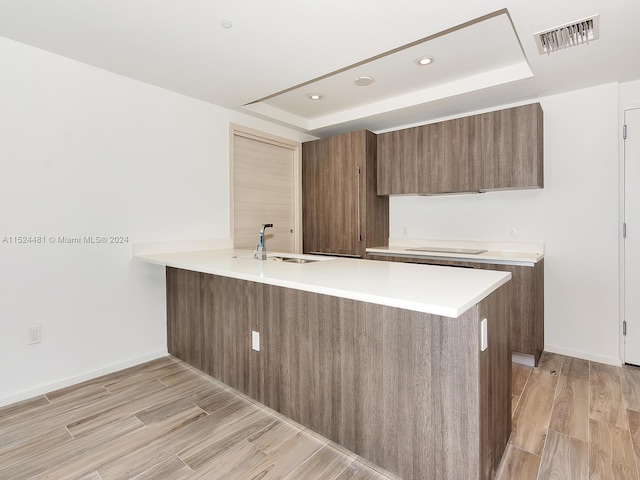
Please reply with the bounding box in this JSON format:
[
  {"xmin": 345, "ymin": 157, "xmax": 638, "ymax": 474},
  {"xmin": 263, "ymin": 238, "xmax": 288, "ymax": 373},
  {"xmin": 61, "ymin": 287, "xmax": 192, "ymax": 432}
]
[
  {"xmin": 368, "ymin": 254, "xmax": 544, "ymax": 365},
  {"xmin": 479, "ymin": 285, "xmax": 513, "ymax": 479},
  {"xmin": 166, "ymin": 267, "xmax": 204, "ymax": 371},
  {"xmin": 364, "ymin": 130, "xmax": 389, "ymax": 250},
  {"xmin": 303, "ymin": 130, "xmax": 388, "ymax": 257},
  {"xmin": 376, "ymin": 126, "xmax": 423, "ymax": 195},
  {"xmin": 166, "ymin": 267, "xmax": 511, "ymax": 479},
  {"xmin": 376, "ymin": 103, "xmax": 542, "ymax": 195},
  {"xmin": 419, "ymin": 122, "xmax": 444, "ymax": 193},
  {"xmin": 481, "ymin": 103, "xmax": 544, "ymax": 190},
  {"xmin": 475, "ymin": 261, "xmax": 544, "ymax": 364},
  {"xmin": 435, "ymin": 115, "xmax": 482, "ymax": 193}
]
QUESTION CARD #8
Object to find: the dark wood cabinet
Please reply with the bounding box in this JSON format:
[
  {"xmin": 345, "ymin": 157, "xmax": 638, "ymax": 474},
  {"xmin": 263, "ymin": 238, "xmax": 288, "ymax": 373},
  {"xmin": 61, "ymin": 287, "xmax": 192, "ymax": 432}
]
[
  {"xmin": 368, "ymin": 254, "xmax": 544, "ymax": 365},
  {"xmin": 302, "ymin": 130, "xmax": 388, "ymax": 257},
  {"xmin": 377, "ymin": 116, "xmax": 482, "ymax": 194},
  {"xmin": 481, "ymin": 103, "xmax": 544, "ymax": 190},
  {"xmin": 437, "ymin": 115, "xmax": 482, "ymax": 193},
  {"xmin": 376, "ymin": 125, "xmax": 424, "ymax": 195},
  {"xmin": 377, "ymin": 103, "xmax": 543, "ymax": 195},
  {"xmin": 166, "ymin": 267, "xmax": 511, "ymax": 480}
]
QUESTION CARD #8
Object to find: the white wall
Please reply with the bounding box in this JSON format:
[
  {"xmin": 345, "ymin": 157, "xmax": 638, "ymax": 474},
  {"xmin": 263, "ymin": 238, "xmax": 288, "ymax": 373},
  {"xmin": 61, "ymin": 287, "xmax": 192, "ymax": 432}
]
[
  {"xmin": 0, "ymin": 37, "xmax": 313, "ymax": 406},
  {"xmin": 620, "ymin": 79, "xmax": 640, "ymax": 108},
  {"xmin": 389, "ymin": 83, "xmax": 621, "ymax": 365}
]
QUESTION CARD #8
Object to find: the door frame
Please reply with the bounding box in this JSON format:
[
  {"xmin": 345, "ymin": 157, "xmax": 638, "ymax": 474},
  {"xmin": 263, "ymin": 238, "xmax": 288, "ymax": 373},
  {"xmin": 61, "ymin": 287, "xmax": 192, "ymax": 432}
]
[
  {"xmin": 229, "ymin": 123, "xmax": 302, "ymax": 253},
  {"xmin": 621, "ymin": 106, "xmax": 640, "ymax": 364}
]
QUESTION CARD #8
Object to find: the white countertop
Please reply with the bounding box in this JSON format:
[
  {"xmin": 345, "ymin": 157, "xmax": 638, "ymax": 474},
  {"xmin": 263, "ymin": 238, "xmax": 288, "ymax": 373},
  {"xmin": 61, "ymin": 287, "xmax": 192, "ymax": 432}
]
[
  {"xmin": 367, "ymin": 238, "xmax": 544, "ymax": 266},
  {"xmin": 134, "ymin": 248, "xmax": 511, "ymax": 318}
]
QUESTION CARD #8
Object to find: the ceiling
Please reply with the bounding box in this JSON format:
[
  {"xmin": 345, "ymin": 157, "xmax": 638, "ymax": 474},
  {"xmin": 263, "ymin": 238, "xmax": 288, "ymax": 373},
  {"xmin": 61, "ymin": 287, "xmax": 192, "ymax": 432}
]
[{"xmin": 1, "ymin": 0, "xmax": 638, "ymax": 137}]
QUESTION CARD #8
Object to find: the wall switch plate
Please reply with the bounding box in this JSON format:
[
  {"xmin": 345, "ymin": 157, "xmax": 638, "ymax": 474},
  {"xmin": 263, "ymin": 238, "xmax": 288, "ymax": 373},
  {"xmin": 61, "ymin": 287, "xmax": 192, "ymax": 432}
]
[
  {"xmin": 480, "ymin": 319, "xmax": 488, "ymax": 351},
  {"xmin": 251, "ymin": 331, "xmax": 260, "ymax": 351},
  {"xmin": 28, "ymin": 324, "xmax": 41, "ymax": 345}
]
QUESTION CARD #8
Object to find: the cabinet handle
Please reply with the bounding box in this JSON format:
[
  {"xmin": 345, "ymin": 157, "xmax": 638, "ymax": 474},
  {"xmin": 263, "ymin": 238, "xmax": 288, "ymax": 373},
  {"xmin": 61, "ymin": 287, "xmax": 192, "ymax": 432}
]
[{"xmin": 357, "ymin": 166, "xmax": 361, "ymax": 242}]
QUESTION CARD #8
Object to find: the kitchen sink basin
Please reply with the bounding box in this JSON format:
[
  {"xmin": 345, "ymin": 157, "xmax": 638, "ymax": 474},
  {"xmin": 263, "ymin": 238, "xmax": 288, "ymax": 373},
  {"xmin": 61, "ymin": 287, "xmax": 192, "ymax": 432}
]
[{"xmin": 270, "ymin": 256, "xmax": 321, "ymax": 264}]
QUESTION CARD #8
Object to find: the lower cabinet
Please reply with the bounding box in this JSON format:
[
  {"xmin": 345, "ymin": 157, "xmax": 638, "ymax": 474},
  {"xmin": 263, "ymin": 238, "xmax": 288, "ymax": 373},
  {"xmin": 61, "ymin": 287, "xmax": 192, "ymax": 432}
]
[
  {"xmin": 368, "ymin": 255, "xmax": 544, "ymax": 365},
  {"xmin": 166, "ymin": 267, "xmax": 511, "ymax": 480}
]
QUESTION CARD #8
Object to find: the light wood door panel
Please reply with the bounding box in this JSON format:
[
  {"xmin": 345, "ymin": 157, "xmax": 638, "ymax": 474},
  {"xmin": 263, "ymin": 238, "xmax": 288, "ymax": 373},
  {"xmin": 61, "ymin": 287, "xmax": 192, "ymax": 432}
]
[{"xmin": 233, "ymin": 134, "xmax": 296, "ymax": 253}]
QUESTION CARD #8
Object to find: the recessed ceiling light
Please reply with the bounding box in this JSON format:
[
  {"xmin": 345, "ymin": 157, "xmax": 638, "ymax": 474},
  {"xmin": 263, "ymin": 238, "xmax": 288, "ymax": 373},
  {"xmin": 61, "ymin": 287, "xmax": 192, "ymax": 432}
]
[
  {"xmin": 308, "ymin": 94, "xmax": 323, "ymax": 100},
  {"xmin": 220, "ymin": 19, "xmax": 233, "ymax": 29},
  {"xmin": 416, "ymin": 56, "xmax": 434, "ymax": 65},
  {"xmin": 354, "ymin": 76, "xmax": 374, "ymax": 86}
]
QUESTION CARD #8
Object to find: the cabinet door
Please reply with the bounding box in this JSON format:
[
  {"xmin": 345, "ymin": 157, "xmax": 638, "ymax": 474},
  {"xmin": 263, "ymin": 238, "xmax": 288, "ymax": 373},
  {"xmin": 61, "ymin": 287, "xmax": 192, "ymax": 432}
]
[
  {"xmin": 482, "ymin": 103, "xmax": 543, "ymax": 190},
  {"xmin": 431, "ymin": 116, "xmax": 482, "ymax": 193},
  {"xmin": 302, "ymin": 139, "xmax": 324, "ymax": 254},
  {"xmin": 303, "ymin": 132, "xmax": 362, "ymax": 256},
  {"xmin": 377, "ymin": 126, "xmax": 422, "ymax": 195}
]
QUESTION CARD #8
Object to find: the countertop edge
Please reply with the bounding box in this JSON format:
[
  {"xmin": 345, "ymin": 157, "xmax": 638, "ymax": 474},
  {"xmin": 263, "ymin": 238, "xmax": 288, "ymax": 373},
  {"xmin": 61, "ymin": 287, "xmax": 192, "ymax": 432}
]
[
  {"xmin": 366, "ymin": 247, "xmax": 543, "ymax": 266},
  {"xmin": 135, "ymin": 250, "xmax": 512, "ymax": 318}
]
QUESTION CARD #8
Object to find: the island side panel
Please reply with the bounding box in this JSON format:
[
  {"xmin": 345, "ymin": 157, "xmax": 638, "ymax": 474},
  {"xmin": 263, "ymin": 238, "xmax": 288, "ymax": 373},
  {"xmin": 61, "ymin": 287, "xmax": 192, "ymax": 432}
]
[
  {"xmin": 166, "ymin": 267, "xmax": 204, "ymax": 371},
  {"xmin": 478, "ymin": 285, "xmax": 512, "ymax": 480},
  {"xmin": 166, "ymin": 267, "xmax": 511, "ymax": 480}
]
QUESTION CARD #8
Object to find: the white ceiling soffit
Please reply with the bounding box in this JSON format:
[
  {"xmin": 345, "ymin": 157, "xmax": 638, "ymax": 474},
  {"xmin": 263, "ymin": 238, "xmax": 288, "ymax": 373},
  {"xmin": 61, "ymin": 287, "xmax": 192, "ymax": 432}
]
[{"xmin": 242, "ymin": 10, "xmax": 532, "ymax": 132}]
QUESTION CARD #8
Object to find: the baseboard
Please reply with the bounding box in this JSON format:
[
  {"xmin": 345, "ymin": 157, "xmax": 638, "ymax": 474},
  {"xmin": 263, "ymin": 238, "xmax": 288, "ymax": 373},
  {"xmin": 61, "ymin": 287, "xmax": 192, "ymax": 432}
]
[
  {"xmin": 544, "ymin": 344, "xmax": 622, "ymax": 366},
  {"xmin": 0, "ymin": 349, "xmax": 169, "ymax": 408}
]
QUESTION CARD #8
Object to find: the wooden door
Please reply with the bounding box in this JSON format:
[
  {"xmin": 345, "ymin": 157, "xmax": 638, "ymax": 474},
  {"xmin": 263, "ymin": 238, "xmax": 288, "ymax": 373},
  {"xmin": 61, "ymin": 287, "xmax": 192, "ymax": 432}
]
[
  {"xmin": 303, "ymin": 131, "xmax": 362, "ymax": 256},
  {"xmin": 232, "ymin": 128, "xmax": 300, "ymax": 253},
  {"xmin": 624, "ymin": 107, "xmax": 640, "ymax": 366}
]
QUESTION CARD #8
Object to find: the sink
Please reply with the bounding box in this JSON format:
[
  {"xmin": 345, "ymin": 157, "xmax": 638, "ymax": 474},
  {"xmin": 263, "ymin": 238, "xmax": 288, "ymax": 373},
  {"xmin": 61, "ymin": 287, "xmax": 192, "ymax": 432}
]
[
  {"xmin": 230, "ymin": 254, "xmax": 326, "ymax": 263},
  {"xmin": 270, "ymin": 255, "xmax": 321, "ymax": 264}
]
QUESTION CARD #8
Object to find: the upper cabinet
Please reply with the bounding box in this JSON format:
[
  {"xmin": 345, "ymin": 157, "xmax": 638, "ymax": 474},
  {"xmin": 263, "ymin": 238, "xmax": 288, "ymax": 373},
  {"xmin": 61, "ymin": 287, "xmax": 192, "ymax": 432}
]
[
  {"xmin": 377, "ymin": 103, "xmax": 543, "ymax": 195},
  {"xmin": 302, "ymin": 130, "xmax": 388, "ymax": 257},
  {"xmin": 481, "ymin": 103, "xmax": 544, "ymax": 190},
  {"xmin": 437, "ymin": 115, "xmax": 482, "ymax": 194},
  {"xmin": 376, "ymin": 126, "xmax": 423, "ymax": 195}
]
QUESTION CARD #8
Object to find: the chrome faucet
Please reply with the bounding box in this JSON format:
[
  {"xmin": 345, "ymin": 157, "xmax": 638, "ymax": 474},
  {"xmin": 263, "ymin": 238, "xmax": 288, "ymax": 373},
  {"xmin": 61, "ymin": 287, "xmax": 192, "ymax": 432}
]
[{"xmin": 254, "ymin": 224, "xmax": 273, "ymax": 260}]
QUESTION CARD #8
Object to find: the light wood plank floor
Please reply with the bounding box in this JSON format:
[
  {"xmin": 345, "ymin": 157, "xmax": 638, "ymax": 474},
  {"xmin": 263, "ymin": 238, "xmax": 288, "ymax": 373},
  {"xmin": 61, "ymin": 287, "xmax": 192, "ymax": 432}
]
[
  {"xmin": 1, "ymin": 352, "xmax": 639, "ymax": 479},
  {"xmin": 0, "ymin": 356, "xmax": 392, "ymax": 480},
  {"xmin": 496, "ymin": 352, "xmax": 640, "ymax": 480}
]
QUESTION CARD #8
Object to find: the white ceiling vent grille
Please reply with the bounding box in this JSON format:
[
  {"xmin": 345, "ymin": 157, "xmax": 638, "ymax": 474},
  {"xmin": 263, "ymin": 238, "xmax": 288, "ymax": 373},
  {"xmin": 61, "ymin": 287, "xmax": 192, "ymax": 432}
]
[{"xmin": 534, "ymin": 14, "xmax": 600, "ymax": 54}]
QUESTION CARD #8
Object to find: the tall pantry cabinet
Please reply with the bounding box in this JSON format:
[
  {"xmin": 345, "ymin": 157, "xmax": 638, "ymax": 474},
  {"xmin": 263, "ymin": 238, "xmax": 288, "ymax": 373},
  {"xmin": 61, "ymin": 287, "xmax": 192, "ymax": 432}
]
[{"xmin": 302, "ymin": 130, "xmax": 388, "ymax": 257}]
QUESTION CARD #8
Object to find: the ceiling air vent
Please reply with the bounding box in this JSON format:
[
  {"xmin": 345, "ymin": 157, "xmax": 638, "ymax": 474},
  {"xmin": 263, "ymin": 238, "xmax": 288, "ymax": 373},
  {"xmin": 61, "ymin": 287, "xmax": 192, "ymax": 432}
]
[{"xmin": 534, "ymin": 14, "xmax": 600, "ymax": 54}]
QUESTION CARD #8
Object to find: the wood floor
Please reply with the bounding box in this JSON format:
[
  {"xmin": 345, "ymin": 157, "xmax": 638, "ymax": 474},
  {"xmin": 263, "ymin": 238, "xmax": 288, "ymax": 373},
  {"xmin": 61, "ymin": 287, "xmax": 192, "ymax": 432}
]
[
  {"xmin": 496, "ymin": 352, "xmax": 640, "ymax": 480},
  {"xmin": 1, "ymin": 352, "xmax": 639, "ymax": 479}
]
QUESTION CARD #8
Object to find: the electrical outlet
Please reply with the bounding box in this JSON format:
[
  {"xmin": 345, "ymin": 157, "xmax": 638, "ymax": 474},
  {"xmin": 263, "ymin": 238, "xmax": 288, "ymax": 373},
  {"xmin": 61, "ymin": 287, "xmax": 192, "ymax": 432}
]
[
  {"xmin": 403, "ymin": 227, "xmax": 408, "ymax": 237},
  {"xmin": 480, "ymin": 319, "xmax": 488, "ymax": 351},
  {"xmin": 28, "ymin": 325, "xmax": 41, "ymax": 345},
  {"xmin": 510, "ymin": 227, "xmax": 518, "ymax": 239}
]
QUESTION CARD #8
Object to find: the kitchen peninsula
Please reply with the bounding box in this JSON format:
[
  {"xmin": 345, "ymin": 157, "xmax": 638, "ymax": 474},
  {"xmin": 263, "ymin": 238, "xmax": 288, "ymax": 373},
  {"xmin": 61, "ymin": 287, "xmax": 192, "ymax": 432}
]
[{"xmin": 135, "ymin": 248, "xmax": 512, "ymax": 480}]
